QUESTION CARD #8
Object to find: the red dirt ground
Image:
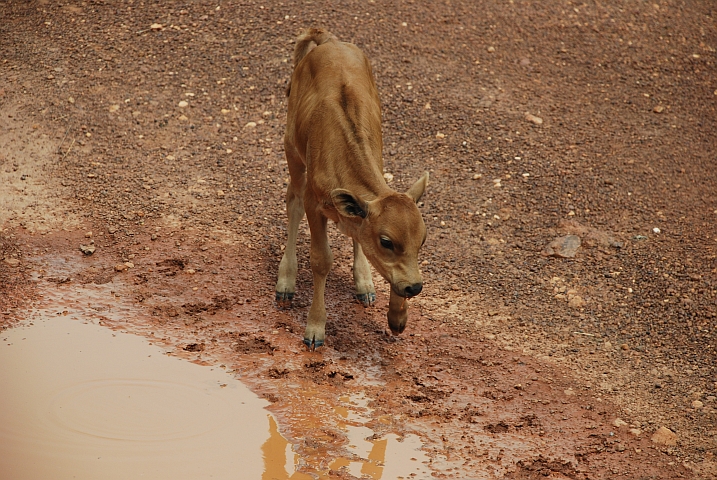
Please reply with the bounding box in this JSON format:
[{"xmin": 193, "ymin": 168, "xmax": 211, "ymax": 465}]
[{"xmin": 1, "ymin": 0, "xmax": 715, "ymax": 478}]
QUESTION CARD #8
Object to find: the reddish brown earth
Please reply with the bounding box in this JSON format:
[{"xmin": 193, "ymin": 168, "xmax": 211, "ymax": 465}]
[{"xmin": 1, "ymin": 0, "xmax": 716, "ymax": 478}]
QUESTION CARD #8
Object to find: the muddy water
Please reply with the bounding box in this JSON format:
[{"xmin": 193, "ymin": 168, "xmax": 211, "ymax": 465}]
[
  {"xmin": 0, "ymin": 314, "xmax": 272, "ymax": 479},
  {"xmin": 1, "ymin": 280, "xmax": 431, "ymax": 479}
]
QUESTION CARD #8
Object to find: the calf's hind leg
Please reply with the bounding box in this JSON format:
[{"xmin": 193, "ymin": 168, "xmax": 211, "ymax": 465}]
[
  {"xmin": 275, "ymin": 150, "xmax": 306, "ymax": 304},
  {"xmin": 352, "ymin": 240, "xmax": 376, "ymax": 306}
]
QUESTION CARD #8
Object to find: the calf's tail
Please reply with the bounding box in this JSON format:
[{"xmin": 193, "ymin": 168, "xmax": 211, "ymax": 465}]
[{"xmin": 286, "ymin": 28, "xmax": 336, "ymax": 96}]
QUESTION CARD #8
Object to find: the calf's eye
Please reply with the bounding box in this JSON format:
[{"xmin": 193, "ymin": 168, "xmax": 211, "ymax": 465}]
[{"xmin": 379, "ymin": 236, "xmax": 394, "ymax": 250}]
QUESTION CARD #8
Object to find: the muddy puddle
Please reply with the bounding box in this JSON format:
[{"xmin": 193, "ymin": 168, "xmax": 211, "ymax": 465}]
[{"xmin": 0, "ymin": 257, "xmax": 431, "ymax": 479}]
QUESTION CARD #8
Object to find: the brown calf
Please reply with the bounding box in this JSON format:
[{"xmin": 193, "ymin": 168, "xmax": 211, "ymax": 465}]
[{"xmin": 275, "ymin": 29, "xmax": 429, "ymax": 349}]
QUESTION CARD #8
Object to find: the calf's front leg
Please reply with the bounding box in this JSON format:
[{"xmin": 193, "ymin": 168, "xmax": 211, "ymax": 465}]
[
  {"xmin": 387, "ymin": 289, "xmax": 409, "ymax": 335},
  {"xmin": 304, "ymin": 203, "xmax": 333, "ymax": 349}
]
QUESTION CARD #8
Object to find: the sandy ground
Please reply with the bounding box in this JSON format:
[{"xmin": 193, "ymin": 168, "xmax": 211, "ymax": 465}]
[{"xmin": 1, "ymin": 0, "xmax": 716, "ymax": 478}]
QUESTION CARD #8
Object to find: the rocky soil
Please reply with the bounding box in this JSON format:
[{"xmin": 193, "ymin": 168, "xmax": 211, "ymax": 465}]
[{"xmin": 1, "ymin": 0, "xmax": 716, "ymax": 478}]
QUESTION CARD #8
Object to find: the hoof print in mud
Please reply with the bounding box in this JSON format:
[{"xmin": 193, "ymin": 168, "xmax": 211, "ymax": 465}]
[{"xmin": 183, "ymin": 343, "xmax": 204, "ymax": 352}]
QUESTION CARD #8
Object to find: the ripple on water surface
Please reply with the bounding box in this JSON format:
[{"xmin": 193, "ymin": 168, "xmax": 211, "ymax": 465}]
[{"xmin": 0, "ymin": 315, "xmax": 270, "ymax": 480}]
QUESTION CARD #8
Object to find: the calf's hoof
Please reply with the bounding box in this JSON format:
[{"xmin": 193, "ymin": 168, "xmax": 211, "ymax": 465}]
[
  {"xmin": 275, "ymin": 291, "xmax": 294, "ymax": 306},
  {"xmin": 387, "ymin": 307, "xmax": 408, "ymax": 335},
  {"xmin": 355, "ymin": 292, "xmax": 376, "ymax": 307},
  {"xmin": 303, "ymin": 336, "xmax": 324, "ymax": 351}
]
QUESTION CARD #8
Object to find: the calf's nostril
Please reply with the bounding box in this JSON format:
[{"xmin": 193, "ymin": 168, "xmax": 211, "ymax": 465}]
[{"xmin": 404, "ymin": 283, "xmax": 423, "ymax": 297}]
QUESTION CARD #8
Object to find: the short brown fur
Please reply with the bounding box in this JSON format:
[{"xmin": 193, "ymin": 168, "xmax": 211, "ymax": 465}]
[{"xmin": 276, "ymin": 29, "xmax": 429, "ymax": 349}]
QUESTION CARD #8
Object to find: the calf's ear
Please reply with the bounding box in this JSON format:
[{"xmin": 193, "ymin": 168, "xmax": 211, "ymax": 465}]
[
  {"xmin": 331, "ymin": 189, "xmax": 369, "ymax": 219},
  {"xmin": 406, "ymin": 171, "xmax": 429, "ymax": 203}
]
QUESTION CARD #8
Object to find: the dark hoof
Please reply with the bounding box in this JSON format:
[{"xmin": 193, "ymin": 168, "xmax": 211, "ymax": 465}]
[
  {"xmin": 389, "ymin": 324, "xmax": 406, "ymax": 335},
  {"xmin": 276, "ymin": 291, "xmax": 294, "ymax": 306},
  {"xmin": 303, "ymin": 337, "xmax": 324, "ymax": 351},
  {"xmin": 355, "ymin": 292, "xmax": 376, "ymax": 307}
]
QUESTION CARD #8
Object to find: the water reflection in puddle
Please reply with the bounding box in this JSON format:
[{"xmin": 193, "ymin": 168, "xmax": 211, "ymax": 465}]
[
  {"xmin": 330, "ymin": 394, "xmax": 430, "ymax": 479},
  {"xmin": 1, "ymin": 311, "xmax": 431, "ymax": 479}
]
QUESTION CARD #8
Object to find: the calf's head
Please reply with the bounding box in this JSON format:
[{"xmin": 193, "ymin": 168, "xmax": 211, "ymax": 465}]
[{"xmin": 331, "ymin": 172, "xmax": 429, "ymax": 331}]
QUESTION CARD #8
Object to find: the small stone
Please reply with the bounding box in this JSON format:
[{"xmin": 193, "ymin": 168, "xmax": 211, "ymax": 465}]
[
  {"xmin": 178, "ymin": 100, "xmax": 189, "ymax": 108},
  {"xmin": 616, "ymin": 444, "xmax": 626, "ymax": 452},
  {"xmin": 108, "ymin": 227, "xmax": 117, "ymax": 234},
  {"xmin": 653, "ymin": 105, "xmax": 665, "ymax": 113},
  {"xmin": 613, "ymin": 418, "xmax": 628, "ymax": 428},
  {"xmin": 85, "ymin": 231, "xmax": 93, "ymax": 238},
  {"xmin": 629, "ymin": 428, "xmax": 642, "ymax": 437},
  {"xmin": 542, "ymin": 235, "xmax": 581, "ymax": 258},
  {"xmin": 487, "ymin": 46, "xmax": 496, "ymax": 53},
  {"xmin": 150, "ymin": 23, "xmax": 163, "ymax": 30},
  {"xmin": 124, "ymin": 262, "xmax": 134, "ymax": 269},
  {"xmin": 651, "ymin": 426, "xmax": 677, "ymax": 446},
  {"xmin": 472, "ymin": 173, "xmax": 482, "ymax": 179},
  {"xmin": 653, "ymin": 227, "xmax": 661, "ymax": 234},
  {"xmin": 435, "ymin": 132, "xmax": 445, "ymax": 139},
  {"xmin": 68, "ymin": 97, "xmax": 75, "ymax": 104},
  {"xmin": 178, "ymin": 115, "xmax": 188, "ymax": 121},
  {"xmin": 151, "ymin": 234, "xmax": 158, "ymax": 241},
  {"xmin": 114, "ymin": 264, "xmax": 128, "ymax": 272},
  {"xmin": 603, "ymin": 341, "xmax": 613, "ymax": 351},
  {"xmin": 563, "ymin": 388, "xmax": 575, "ymax": 396},
  {"xmin": 79, "ymin": 245, "xmax": 96, "ymax": 255},
  {"xmin": 568, "ymin": 295, "xmax": 586, "ymax": 308},
  {"xmin": 621, "ymin": 343, "xmax": 629, "ymax": 350},
  {"xmin": 692, "ymin": 400, "xmax": 704, "ymax": 409},
  {"xmin": 217, "ymin": 189, "xmax": 225, "ymax": 197},
  {"xmin": 3, "ymin": 258, "xmax": 20, "ymax": 267},
  {"xmin": 221, "ymin": 109, "xmax": 231, "ymax": 114},
  {"xmin": 245, "ymin": 121, "xmax": 257, "ymax": 128},
  {"xmin": 109, "ymin": 104, "xmax": 120, "ymax": 113},
  {"xmin": 383, "ymin": 172, "xmax": 394, "ymax": 182},
  {"xmin": 186, "ymin": 269, "xmax": 196, "ymax": 274},
  {"xmin": 485, "ymin": 333, "xmax": 496, "ymax": 340},
  {"xmin": 525, "ymin": 113, "xmax": 543, "ymax": 125}
]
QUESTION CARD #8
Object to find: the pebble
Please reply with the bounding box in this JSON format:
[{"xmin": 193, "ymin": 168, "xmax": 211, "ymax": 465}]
[
  {"xmin": 653, "ymin": 105, "xmax": 665, "ymax": 113},
  {"xmin": 150, "ymin": 23, "xmax": 164, "ymax": 31},
  {"xmin": 217, "ymin": 189, "xmax": 225, "ymax": 197},
  {"xmin": 487, "ymin": 46, "xmax": 496, "ymax": 53},
  {"xmin": 563, "ymin": 388, "xmax": 575, "ymax": 396},
  {"xmin": 692, "ymin": 400, "xmax": 704, "ymax": 409},
  {"xmin": 108, "ymin": 227, "xmax": 117, "ymax": 234},
  {"xmin": 568, "ymin": 295, "xmax": 586, "ymax": 308},
  {"xmin": 542, "ymin": 235, "xmax": 581, "ymax": 258},
  {"xmin": 613, "ymin": 418, "xmax": 628, "ymax": 428},
  {"xmin": 186, "ymin": 269, "xmax": 196, "ymax": 274},
  {"xmin": 629, "ymin": 428, "xmax": 642, "ymax": 437},
  {"xmin": 621, "ymin": 343, "xmax": 629, "ymax": 350},
  {"xmin": 79, "ymin": 244, "xmax": 96, "ymax": 255},
  {"xmin": 109, "ymin": 104, "xmax": 120, "ymax": 113},
  {"xmin": 245, "ymin": 121, "xmax": 257, "ymax": 128},
  {"xmin": 472, "ymin": 173, "xmax": 482, "ymax": 179},
  {"xmin": 3, "ymin": 258, "xmax": 20, "ymax": 267},
  {"xmin": 435, "ymin": 132, "xmax": 445, "ymax": 139},
  {"xmin": 114, "ymin": 263, "xmax": 128, "ymax": 272},
  {"xmin": 178, "ymin": 100, "xmax": 188, "ymax": 108},
  {"xmin": 653, "ymin": 227, "xmax": 661, "ymax": 234},
  {"xmin": 124, "ymin": 262, "xmax": 134, "ymax": 269},
  {"xmin": 651, "ymin": 426, "xmax": 677, "ymax": 446},
  {"xmin": 524, "ymin": 113, "xmax": 543, "ymax": 125},
  {"xmin": 603, "ymin": 341, "xmax": 613, "ymax": 351},
  {"xmin": 383, "ymin": 172, "xmax": 394, "ymax": 182},
  {"xmin": 485, "ymin": 333, "xmax": 496, "ymax": 340},
  {"xmin": 178, "ymin": 115, "xmax": 189, "ymax": 121}
]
